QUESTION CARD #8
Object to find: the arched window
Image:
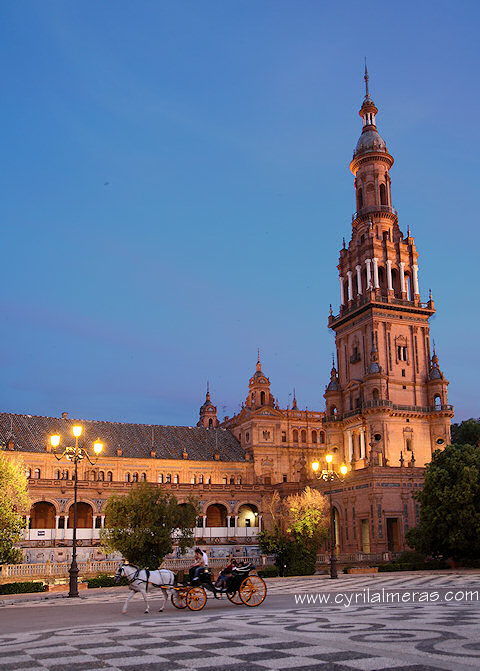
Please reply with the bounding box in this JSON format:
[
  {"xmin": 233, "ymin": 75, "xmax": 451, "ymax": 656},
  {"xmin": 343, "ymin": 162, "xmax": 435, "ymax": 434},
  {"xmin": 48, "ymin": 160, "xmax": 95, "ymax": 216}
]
[
  {"xmin": 312, "ymin": 430, "xmax": 317, "ymax": 443},
  {"xmin": 301, "ymin": 429, "xmax": 307, "ymax": 443},
  {"xmin": 208, "ymin": 418, "xmax": 213, "ymax": 428},
  {"xmin": 206, "ymin": 476, "xmax": 211, "ymax": 484},
  {"xmin": 141, "ymin": 473, "xmax": 147, "ymax": 482},
  {"xmin": 434, "ymin": 395, "xmax": 442, "ymax": 409},
  {"xmin": 174, "ymin": 474, "xmax": 179, "ymax": 484},
  {"xmin": 406, "ymin": 438, "xmax": 412, "ymax": 451},
  {"xmin": 191, "ymin": 476, "xmax": 196, "ymax": 484},
  {"xmin": 34, "ymin": 469, "xmax": 41, "ymax": 479},
  {"xmin": 26, "ymin": 468, "xmax": 31, "ymax": 479},
  {"xmin": 319, "ymin": 431, "xmax": 326, "ymax": 444},
  {"xmin": 158, "ymin": 474, "xmax": 164, "ymax": 483},
  {"xmin": 372, "ymin": 388, "xmax": 380, "ymax": 400},
  {"xmin": 107, "ymin": 471, "xmax": 113, "ymax": 482},
  {"xmin": 378, "ymin": 266, "xmax": 387, "ymax": 296},
  {"xmin": 260, "ymin": 391, "xmax": 266, "ymax": 405},
  {"xmin": 89, "ymin": 471, "xmax": 96, "ymax": 481},
  {"xmin": 198, "ymin": 474, "xmax": 204, "ymax": 484},
  {"xmin": 98, "ymin": 471, "xmax": 104, "ymax": 481},
  {"xmin": 329, "ymin": 406, "xmax": 337, "ymax": 416},
  {"xmin": 132, "ymin": 472, "xmax": 138, "ymax": 482},
  {"xmin": 125, "ymin": 473, "xmax": 130, "ymax": 482},
  {"xmin": 293, "ymin": 429, "xmax": 299, "ymax": 443},
  {"xmin": 379, "ymin": 183, "xmax": 387, "ymax": 205},
  {"xmin": 166, "ymin": 474, "xmax": 171, "ymax": 483},
  {"xmin": 246, "ymin": 432, "xmax": 250, "ymax": 442},
  {"xmin": 55, "ymin": 470, "xmax": 61, "ymax": 480},
  {"xmin": 223, "ymin": 476, "xmax": 228, "ymax": 484},
  {"xmin": 357, "ymin": 187, "xmax": 363, "ymax": 210},
  {"xmin": 237, "ymin": 476, "xmax": 242, "ymax": 484},
  {"xmin": 230, "ymin": 476, "xmax": 235, "ymax": 485}
]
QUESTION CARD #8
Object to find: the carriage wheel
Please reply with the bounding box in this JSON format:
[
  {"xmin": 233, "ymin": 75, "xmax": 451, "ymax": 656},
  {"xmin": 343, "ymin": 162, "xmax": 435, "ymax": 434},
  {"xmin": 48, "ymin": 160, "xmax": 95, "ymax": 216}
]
[
  {"xmin": 239, "ymin": 576, "xmax": 267, "ymax": 607},
  {"xmin": 171, "ymin": 588, "xmax": 188, "ymax": 609},
  {"xmin": 226, "ymin": 589, "xmax": 243, "ymax": 605},
  {"xmin": 186, "ymin": 586, "xmax": 207, "ymax": 611}
]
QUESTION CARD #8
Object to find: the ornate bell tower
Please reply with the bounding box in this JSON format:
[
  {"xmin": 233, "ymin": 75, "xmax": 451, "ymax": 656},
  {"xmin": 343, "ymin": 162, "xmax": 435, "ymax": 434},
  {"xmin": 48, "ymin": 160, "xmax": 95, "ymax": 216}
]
[{"xmin": 324, "ymin": 68, "xmax": 453, "ymax": 469}]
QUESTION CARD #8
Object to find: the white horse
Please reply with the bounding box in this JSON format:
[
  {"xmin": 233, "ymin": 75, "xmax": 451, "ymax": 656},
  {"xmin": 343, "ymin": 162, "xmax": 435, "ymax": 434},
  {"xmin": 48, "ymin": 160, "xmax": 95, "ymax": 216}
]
[{"xmin": 114, "ymin": 562, "xmax": 176, "ymax": 614}]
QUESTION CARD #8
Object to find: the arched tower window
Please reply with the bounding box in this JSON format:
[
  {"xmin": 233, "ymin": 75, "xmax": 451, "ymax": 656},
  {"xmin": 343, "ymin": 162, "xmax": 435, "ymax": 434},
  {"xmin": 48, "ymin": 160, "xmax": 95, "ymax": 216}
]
[
  {"xmin": 357, "ymin": 187, "xmax": 363, "ymax": 210},
  {"xmin": 260, "ymin": 391, "xmax": 265, "ymax": 405},
  {"xmin": 433, "ymin": 394, "xmax": 442, "ymax": 409},
  {"xmin": 319, "ymin": 431, "xmax": 326, "ymax": 444},
  {"xmin": 372, "ymin": 388, "xmax": 379, "ymax": 400},
  {"xmin": 379, "ymin": 183, "xmax": 387, "ymax": 205},
  {"xmin": 208, "ymin": 418, "xmax": 213, "ymax": 428}
]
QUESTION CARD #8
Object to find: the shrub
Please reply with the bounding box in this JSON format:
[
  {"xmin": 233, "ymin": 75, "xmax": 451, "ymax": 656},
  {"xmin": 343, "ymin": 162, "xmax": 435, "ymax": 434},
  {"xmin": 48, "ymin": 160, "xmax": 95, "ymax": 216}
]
[
  {"xmin": 377, "ymin": 561, "xmax": 448, "ymax": 572},
  {"xmin": 343, "ymin": 566, "xmax": 354, "ymax": 574},
  {"xmin": 86, "ymin": 573, "xmax": 129, "ymax": 588},
  {"xmin": 0, "ymin": 581, "xmax": 46, "ymax": 594},
  {"xmin": 287, "ymin": 558, "xmax": 316, "ymax": 576},
  {"xmin": 397, "ymin": 550, "xmax": 426, "ymax": 564},
  {"xmin": 257, "ymin": 566, "xmax": 279, "ymax": 578}
]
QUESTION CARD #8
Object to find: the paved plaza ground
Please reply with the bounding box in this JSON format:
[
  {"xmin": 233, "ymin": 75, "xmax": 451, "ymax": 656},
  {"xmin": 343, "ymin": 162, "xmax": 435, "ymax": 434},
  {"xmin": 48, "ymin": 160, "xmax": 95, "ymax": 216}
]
[{"xmin": 1, "ymin": 572, "xmax": 480, "ymax": 670}]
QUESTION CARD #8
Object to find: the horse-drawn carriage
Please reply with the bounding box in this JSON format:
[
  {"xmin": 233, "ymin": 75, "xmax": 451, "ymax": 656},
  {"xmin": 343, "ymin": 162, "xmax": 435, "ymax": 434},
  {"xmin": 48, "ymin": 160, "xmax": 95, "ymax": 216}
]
[
  {"xmin": 115, "ymin": 561, "xmax": 267, "ymax": 613},
  {"xmin": 171, "ymin": 562, "xmax": 267, "ymax": 611}
]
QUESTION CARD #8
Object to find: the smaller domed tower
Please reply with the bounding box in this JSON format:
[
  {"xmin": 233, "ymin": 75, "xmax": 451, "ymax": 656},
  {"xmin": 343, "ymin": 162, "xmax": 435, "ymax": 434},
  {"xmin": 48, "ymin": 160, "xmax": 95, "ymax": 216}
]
[
  {"xmin": 197, "ymin": 383, "xmax": 219, "ymax": 428},
  {"xmin": 245, "ymin": 352, "xmax": 275, "ymax": 409}
]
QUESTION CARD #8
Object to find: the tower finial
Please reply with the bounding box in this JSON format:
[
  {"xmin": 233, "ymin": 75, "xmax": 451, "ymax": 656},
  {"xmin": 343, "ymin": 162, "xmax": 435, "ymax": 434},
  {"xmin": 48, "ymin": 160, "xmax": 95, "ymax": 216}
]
[
  {"xmin": 292, "ymin": 387, "xmax": 298, "ymax": 410},
  {"xmin": 364, "ymin": 58, "xmax": 369, "ymax": 98},
  {"xmin": 256, "ymin": 348, "xmax": 262, "ymax": 372},
  {"xmin": 206, "ymin": 380, "xmax": 211, "ymax": 401}
]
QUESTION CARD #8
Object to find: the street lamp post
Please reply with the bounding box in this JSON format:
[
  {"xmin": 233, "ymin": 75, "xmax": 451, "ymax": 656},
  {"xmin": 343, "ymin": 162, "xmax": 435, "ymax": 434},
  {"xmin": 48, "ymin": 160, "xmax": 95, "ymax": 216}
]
[
  {"xmin": 312, "ymin": 455, "xmax": 348, "ymax": 579},
  {"xmin": 49, "ymin": 427, "xmax": 103, "ymax": 598}
]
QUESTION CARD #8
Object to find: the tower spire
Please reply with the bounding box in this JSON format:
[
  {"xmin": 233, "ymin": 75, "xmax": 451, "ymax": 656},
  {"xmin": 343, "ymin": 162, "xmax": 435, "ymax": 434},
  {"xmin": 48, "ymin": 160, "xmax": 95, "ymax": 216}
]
[
  {"xmin": 364, "ymin": 58, "xmax": 369, "ymax": 98},
  {"xmin": 256, "ymin": 348, "xmax": 261, "ymax": 372}
]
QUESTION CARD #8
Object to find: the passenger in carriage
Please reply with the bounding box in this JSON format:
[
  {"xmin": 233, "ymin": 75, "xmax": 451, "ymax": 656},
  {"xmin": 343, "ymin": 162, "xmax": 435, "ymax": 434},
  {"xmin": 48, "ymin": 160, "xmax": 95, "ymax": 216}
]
[
  {"xmin": 188, "ymin": 549, "xmax": 205, "ymax": 584},
  {"xmin": 215, "ymin": 558, "xmax": 237, "ymax": 592}
]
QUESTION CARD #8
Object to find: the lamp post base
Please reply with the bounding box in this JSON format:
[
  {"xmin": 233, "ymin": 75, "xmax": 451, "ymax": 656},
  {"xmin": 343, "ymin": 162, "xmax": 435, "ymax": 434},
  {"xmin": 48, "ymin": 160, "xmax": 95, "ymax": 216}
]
[
  {"xmin": 68, "ymin": 559, "xmax": 80, "ymax": 598},
  {"xmin": 330, "ymin": 554, "xmax": 338, "ymax": 579}
]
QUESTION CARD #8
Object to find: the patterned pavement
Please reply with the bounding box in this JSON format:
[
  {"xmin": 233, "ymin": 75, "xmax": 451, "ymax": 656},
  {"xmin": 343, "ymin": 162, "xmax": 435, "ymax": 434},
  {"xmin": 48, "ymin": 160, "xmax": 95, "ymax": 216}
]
[{"xmin": 1, "ymin": 573, "xmax": 480, "ymax": 670}]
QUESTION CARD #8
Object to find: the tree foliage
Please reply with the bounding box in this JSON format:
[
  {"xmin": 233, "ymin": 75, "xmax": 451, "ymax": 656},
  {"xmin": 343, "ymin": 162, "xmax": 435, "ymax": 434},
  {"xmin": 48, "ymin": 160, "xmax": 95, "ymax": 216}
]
[
  {"xmin": 406, "ymin": 443, "xmax": 480, "ymax": 561},
  {"xmin": 259, "ymin": 487, "xmax": 329, "ymax": 575},
  {"xmin": 100, "ymin": 482, "xmax": 199, "ymax": 568},
  {"xmin": 0, "ymin": 450, "xmax": 30, "ymax": 564},
  {"xmin": 451, "ymin": 418, "xmax": 480, "ymax": 447}
]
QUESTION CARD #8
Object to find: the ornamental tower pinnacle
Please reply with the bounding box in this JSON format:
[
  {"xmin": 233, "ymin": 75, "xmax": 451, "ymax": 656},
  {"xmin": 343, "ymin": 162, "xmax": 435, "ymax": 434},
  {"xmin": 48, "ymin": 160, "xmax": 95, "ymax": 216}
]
[{"xmin": 325, "ymin": 70, "xmax": 453, "ymax": 471}]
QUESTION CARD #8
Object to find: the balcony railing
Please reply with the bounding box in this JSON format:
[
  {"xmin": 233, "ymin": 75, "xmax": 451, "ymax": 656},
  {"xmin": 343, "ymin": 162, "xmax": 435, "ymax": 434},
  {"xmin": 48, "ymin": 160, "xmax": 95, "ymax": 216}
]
[
  {"xmin": 352, "ymin": 205, "xmax": 397, "ymax": 221},
  {"xmin": 323, "ymin": 401, "xmax": 453, "ymax": 423},
  {"xmin": 331, "ymin": 294, "xmax": 431, "ymax": 323}
]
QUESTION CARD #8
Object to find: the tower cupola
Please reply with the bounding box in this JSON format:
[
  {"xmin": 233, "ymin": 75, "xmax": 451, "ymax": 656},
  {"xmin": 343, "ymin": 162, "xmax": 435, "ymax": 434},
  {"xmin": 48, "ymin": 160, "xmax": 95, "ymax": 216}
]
[
  {"xmin": 197, "ymin": 382, "xmax": 219, "ymax": 428},
  {"xmin": 245, "ymin": 351, "xmax": 275, "ymax": 409}
]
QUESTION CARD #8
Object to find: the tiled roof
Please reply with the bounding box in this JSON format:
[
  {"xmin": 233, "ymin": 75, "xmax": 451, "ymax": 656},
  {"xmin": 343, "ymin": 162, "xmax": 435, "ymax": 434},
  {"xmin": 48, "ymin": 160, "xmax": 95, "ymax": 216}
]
[{"xmin": 0, "ymin": 413, "xmax": 245, "ymax": 462}]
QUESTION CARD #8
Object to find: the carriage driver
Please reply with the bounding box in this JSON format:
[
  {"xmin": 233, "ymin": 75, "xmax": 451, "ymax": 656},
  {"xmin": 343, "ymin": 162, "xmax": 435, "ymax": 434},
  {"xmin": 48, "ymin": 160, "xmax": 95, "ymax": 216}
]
[{"xmin": 188, "ymin": 548, "xmax": 205, "ymax": 583}]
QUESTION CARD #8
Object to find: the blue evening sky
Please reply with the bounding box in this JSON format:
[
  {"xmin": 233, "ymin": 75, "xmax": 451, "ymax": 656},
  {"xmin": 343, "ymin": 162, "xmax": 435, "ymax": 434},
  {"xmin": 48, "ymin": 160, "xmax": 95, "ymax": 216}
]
[{"xmin": 2, "ymin": 1, "xmax": 479, "ymax": 426}]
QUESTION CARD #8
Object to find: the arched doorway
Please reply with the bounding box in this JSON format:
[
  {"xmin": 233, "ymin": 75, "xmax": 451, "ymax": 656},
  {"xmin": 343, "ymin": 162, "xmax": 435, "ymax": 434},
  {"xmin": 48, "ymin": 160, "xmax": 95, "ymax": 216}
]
[
  {"xmin": 237, "ymin": 504, "xmax": 258, "ymax": 527},
  {"xmin": 67, "ymin": 502, "xmax": 93, "ymax": 529},
  {"xmin": 205, "ymin": 504, "xmax": 227, "ymax": 527},
  {"xmin": 30, "ymin": 502, "xmax": 56, "ymax": 529}
]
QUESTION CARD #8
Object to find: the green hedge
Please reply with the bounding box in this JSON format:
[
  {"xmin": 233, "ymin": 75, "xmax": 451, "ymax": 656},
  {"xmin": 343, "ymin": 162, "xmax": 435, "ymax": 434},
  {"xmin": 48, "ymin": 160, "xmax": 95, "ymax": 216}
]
[
  {"xmin": 257, "ymin": 566, "xmax": 279, "ymax": 578},
  {"xmin": 0, "ymin": 581, "xmax": 46, "ymax": 595},
  {"xmin": 377, "ymin": 560, "xmax": 449, "ymax": 572},
  {"xmin": 86, "ymin": 573, "xmax": 129, "ymax": 588}
]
